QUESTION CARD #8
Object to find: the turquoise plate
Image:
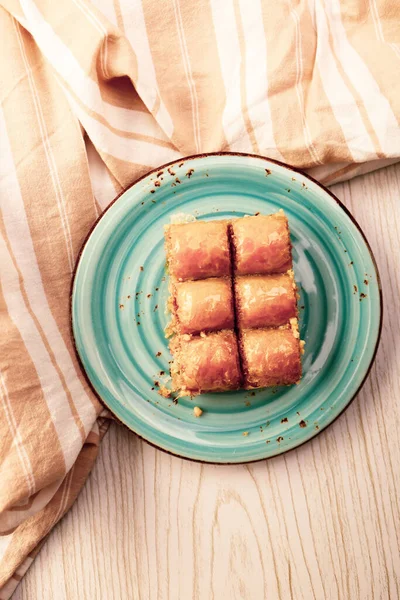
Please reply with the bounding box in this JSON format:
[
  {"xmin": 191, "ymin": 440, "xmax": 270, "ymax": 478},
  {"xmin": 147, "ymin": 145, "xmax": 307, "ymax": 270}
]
[{"xmin": 72, "ymin": 153, "xmax": 382, "ymax": 463}]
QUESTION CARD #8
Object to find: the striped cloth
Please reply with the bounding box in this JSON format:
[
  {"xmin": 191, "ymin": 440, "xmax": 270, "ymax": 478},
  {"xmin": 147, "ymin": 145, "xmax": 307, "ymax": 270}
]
[{"xmin": 0, "ymin": 0, "xmax": 399, "ymax": 596}]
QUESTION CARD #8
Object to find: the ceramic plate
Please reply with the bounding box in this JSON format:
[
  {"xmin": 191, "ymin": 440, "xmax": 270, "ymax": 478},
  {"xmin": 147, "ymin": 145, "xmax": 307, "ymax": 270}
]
[{"xmin": 72, "ymin": 153, "xmax": 382, "ymax": 463}]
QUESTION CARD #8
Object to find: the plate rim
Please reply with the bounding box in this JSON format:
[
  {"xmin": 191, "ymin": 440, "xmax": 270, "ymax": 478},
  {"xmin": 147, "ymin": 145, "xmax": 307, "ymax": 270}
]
[{"xmin": 70, "ymin": 151, "xmax": 383, "ymax": 464}]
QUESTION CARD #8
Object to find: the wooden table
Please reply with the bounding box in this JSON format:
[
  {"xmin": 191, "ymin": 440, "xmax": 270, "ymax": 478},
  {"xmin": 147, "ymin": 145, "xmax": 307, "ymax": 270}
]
[{"xmin": 14, "ymin": 165, "xmax": 400, "ymax": 600}]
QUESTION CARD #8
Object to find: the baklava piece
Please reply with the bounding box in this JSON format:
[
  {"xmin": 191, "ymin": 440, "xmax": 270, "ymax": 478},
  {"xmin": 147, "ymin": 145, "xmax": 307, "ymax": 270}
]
[
  {"xmin": 170, "ymin": 330, "xmax": 242, "ymax": 395},
  {"xmin": 235, "ymin": 272, "xmax": 297, "ymax": 329},
  {"xmin": 165, "ymin": 220, "xmax": 231, "ymax": 281},
  {"xmin": 240, "ymin": 324, "xmax": 302, "ymax": 388},
  {"xmin": 231, "ymin": 213, "xmax": 292, "ymax": 275},
  {"xmin": 174, "ymin": 278, "xmax": 234, "ymax": 335}
]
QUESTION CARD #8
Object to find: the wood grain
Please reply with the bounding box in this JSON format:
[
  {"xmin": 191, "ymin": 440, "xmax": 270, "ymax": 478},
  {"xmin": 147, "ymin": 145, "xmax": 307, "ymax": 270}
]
[{"xmin": 13, "ymin": 164, "xmax": 400, "ymax": 600}]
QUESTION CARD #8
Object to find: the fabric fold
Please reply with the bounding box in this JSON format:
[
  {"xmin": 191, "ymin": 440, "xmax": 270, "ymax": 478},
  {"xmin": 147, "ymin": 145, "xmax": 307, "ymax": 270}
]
[{"xmin": 1, "ymin": 0, "xmax": 399, "ymax": 596}]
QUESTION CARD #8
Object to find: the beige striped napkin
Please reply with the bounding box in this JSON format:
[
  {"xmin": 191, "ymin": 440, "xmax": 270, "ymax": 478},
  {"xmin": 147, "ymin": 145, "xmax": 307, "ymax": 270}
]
[{"xmin": 1, "ymin": 0, "xmax": 399, "ymax": 596}]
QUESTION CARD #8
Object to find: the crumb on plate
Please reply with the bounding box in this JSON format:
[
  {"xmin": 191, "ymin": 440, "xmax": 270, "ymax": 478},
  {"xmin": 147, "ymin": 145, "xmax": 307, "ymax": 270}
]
[{"xmin": 158, "ymin": 385, "xmax": 171, "ymax": 398}]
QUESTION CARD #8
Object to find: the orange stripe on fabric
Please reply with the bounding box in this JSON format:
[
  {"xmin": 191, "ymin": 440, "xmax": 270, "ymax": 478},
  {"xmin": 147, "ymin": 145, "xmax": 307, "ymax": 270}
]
[
  {"xmin": 159, "ymin": 0, "xmax": 228, "ymax": 152},
  {"xmin": 0, "ymin": 286, "xmax": 66, "ymax": 514},
  {"xmin": 289, "ymin": 3, "xmax": 321, "ymax": 165},
  {"xmin": 10, "ymin": 2, "xmax": 169, "ymax": 143},
  {"xmin": 112, "ymin": 0, "xmax": 126, "ymax": 32},
  {"xmin": 20, "ymin": 0, "xmax": 119, "ymax": 84},
  {"xmin": 0, "ymin": 220, "xmax": 86, "ymax": 445},
  {"xmin": 94, "ymin": 152, "xmax": 159, "ymax": 189},
  {"xmin": 288, "ymin": 1, "xmax": 353, "ymax": 167},
  {"xmin": 107, "ymin": 163, "xmax": 124, "ymax": 194},
  {"xmin": 1, "ymin": 25, "xmax": 100, "ymax": 418},
  {"xmin": 13, "ymin": 22, "xmax": 75, "ymax": 271},
  {"xmin": 172, "ymin": 0, "xmax": 202, "ymax": 152},
  {"xmin": 15, "ymin": 26, "xmax": 99, "ymax": 253},
  {"xmin": 322, "ymin": 163, "xmax": 360, "ymax": 185},
  {"xmin": 260, "ymin": 2, "xmax": 317, "ymax": 167},
  {"xmin": 320, "ymin": 0, "xmax": 384, "ymax": 159},
  {"xmin": 0, "ymin": 373, "xmax": 35, "ymax": 497},
  {"xmin": 0, "ymin": 435, "xmax": 100, "ymax": 589},
  {"xmin": 62, "ymin": 77, "xmax": 177, "ymax": 150},
  {"xmin": 109, "ymin": 0, "xmax": 175, "ymax": 137},
  {"xmin": 339, "ymin": 0, "xmax": 400, "ymax": 128},
  {"xmin": 232, "ymin": 0, "xmax": 260, "ymax": 155},
  {"xmin": 58, "ymin": 1, "xmax": 145, "ymax": 114},
  {"xmin": 85, "ymin": 430, "xmax": 100, "ymax": 445},
  {"xmin": 141, "ymin": 0, "xmax": 198, "ymax": 153},
  {"xmin": 7, "ymin": 492, "xmax": 40, "ymax": 512}
]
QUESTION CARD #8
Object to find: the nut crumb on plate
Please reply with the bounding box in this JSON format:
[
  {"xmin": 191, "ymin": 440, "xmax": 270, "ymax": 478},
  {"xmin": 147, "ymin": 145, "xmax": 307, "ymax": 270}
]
[{"xmin": 158, "ymin": 385, "xmax": 171, "ymax": 398}]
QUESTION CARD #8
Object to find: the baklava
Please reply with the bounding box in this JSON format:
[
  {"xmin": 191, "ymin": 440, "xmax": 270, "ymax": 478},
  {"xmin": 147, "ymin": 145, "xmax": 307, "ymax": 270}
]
[{"xmin": 164, "ymin": 212, "xmax": 303, "ymax": 396}]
